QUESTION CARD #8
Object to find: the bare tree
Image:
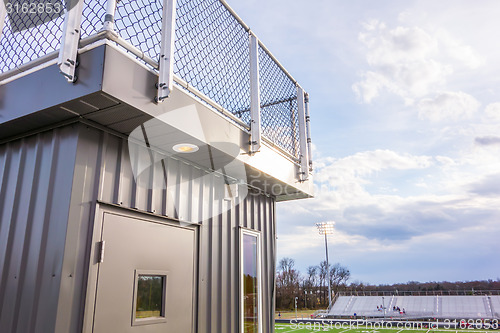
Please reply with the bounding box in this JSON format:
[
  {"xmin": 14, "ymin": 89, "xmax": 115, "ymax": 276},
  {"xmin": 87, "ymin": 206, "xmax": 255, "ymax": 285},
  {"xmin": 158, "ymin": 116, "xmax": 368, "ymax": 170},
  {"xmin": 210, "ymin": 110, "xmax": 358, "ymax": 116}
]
[{"xmin": 329, "ymin": 263, "xmax": 351, "ymax": 293}]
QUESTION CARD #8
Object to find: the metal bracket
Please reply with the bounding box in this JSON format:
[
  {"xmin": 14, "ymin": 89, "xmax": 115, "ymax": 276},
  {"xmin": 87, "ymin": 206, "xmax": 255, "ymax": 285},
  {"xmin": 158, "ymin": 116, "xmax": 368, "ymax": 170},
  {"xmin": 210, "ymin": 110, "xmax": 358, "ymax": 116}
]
[
  {"xmin": 249, "ymin": 33, "xmax": 261, "ymax": 154},
  {"xmin": 102, "ymin": 0, "xmax": 118, "ymax": 32},
  {"xmin": 297, "ymin": 86, "xmax": 309, "ymax": 181},
  {"xmin": 98, "ymin": 240, "xmax": 106, "ymax": 263},
  {"xmin": 58, "ymin": 0, "xmax": 84, "ymax": 83},
  {"xmin": 156, "ymin": 0, "xmax": 177, "ymax": 103}
]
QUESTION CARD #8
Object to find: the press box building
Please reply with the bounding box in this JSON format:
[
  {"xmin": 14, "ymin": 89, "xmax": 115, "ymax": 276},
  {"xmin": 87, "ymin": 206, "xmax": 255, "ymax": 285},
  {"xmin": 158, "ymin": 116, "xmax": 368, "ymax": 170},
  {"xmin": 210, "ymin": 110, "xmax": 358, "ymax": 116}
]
[{"xmin": 0, "ymin": 0, "xmax": 313, "ymax": 332}]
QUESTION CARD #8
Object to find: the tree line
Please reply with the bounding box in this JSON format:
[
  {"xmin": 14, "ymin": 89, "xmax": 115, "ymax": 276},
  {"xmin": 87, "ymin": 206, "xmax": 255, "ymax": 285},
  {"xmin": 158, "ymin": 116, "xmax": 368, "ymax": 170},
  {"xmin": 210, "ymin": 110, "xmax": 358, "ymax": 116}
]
[
  {"xmin": 275, "ymin": 257, "xmax": 500, "ymax": 311},
  {"xmin": 276, "ymin": 257, "xmax": 350, "ymax": 310}
]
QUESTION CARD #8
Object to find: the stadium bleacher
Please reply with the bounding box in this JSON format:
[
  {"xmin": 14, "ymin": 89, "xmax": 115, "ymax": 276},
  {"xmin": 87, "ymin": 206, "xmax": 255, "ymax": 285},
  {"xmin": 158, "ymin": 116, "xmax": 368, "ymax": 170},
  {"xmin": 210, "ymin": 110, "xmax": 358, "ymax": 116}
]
[{"xmin": 328, "ymin": 295, "xmax": 500, "ymax": 319}]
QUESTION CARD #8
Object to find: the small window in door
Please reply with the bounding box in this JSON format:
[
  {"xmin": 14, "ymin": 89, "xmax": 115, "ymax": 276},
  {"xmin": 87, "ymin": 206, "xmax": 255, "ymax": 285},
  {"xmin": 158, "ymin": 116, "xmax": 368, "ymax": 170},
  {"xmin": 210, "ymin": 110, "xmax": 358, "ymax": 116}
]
[{"xmin": 132, "ymin": 270, "xmax": 168, "ymax": 326}]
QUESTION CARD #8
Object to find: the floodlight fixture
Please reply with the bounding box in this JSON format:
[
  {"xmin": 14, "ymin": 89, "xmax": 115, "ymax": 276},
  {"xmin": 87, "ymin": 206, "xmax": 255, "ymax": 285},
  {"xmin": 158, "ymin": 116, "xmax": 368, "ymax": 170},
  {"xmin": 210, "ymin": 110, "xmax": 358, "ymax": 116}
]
[{"xmin": 315, "ymin": 221, "xmax": 335, "ymax": 235}]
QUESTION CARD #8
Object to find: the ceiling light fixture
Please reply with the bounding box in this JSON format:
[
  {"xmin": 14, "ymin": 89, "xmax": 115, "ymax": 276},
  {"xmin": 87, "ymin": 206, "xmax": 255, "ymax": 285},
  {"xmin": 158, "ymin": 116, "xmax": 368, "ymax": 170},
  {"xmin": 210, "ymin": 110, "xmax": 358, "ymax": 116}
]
[{"xmin": 173, "ymin": 143, "xmax": 199, "ymax": 153}]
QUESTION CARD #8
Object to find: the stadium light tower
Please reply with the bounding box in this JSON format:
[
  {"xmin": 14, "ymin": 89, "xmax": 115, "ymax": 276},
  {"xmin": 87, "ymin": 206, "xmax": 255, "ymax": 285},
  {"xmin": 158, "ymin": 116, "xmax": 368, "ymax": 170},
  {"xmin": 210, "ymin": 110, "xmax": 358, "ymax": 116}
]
[{"xmin": 315, "ymin": 221, "xmax": 335, "ymax": 307}]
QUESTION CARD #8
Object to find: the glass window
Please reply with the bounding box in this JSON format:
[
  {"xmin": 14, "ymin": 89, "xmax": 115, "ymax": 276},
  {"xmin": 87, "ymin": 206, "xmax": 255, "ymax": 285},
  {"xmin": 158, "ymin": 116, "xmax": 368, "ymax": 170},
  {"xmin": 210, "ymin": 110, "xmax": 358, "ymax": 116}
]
[
  {"xmin": 136, "ymin": 275, "xmax": 164, "ymax": 319},
  {"xmin": 241, "ymin": 230, "xmax": 261, "ymax": 333},
  {"xmin": 132, "ymin": 271, "xmax": 167, "ymax": 326}
]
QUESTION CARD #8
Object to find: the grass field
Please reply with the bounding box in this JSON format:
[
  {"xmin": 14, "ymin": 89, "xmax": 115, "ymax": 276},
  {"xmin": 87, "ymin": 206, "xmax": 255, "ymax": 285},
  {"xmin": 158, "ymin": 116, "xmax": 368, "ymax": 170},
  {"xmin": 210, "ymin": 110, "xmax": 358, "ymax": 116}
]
[
  {"xmin": 274, "ymin": 323, "xmax": 498, "ymax": 333},
  {"xmin": 276, "ymin": 310, "xmax": 318, "ymax": 319}
]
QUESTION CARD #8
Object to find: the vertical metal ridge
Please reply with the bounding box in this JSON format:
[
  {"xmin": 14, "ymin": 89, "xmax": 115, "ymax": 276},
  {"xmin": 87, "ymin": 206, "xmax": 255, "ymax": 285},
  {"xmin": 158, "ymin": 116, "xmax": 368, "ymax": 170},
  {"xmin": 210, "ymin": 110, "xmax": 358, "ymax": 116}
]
[
  {"xmin": 262, "ymin": 198, "xmax": 270, "ymax": 332},
  {"xmin": 0, "ymin": 139, "xmax": 27, "ymax": 332},
  {"xmin": 216, "ymin": 202, "xmax": 223, "ymax": 333},
  {"xmin": 112, "ymin": 138, "xmax": 123, "ymax": 204},
  {"xmin": 0, "ymin": 144, "xmax": 13, "ymax": 319},
  {"xmin": 36, "ymin": 126, "xmax": 79, "ymax": 333},
  {"xmin": 228, "ymin": 204, "xmax": 236, "ymax": 333},
  {"xmin": 13, "ymin": 136, "xmax": 44, "ymax": 333},
  {"xmin": 9, "ymin": 138, "xmax": 38, "ymax": 333},
  {"xmin": 97, "ymin": 132, "xmax": 109, "ymax": 203},
  {"xmin": 30, "ymin": 130, "xmax": 61, "ymax": 333}
]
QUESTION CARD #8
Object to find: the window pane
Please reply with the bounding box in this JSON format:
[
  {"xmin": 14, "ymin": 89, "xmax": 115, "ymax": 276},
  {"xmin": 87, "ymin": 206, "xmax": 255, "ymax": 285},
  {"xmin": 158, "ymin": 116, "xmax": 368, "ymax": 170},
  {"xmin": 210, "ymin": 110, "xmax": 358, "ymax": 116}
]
[
  {"xmin": 243, "ymin": 234, "xmax": 258, "ymax": 333},
  {"xmin": 136, "ymin": 275, "xmax": 164, "ymax": 319}
]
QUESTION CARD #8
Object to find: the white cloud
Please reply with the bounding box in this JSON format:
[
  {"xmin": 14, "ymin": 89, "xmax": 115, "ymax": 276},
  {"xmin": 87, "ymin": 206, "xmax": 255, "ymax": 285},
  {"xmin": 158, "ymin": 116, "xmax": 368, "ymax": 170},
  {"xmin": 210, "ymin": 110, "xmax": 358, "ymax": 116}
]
[
  {"xmin": 437, "ymin": 30, "xmax": 484, "ymax": 69},
  {"xmin": 313, "ymin": 150, "xmax": 433, "ymax": 212},
  {"xmin": 485, "ymin": 102, "xmax": 500, "ymax": 121},
  {"xmin": 316, "ymin": 149, "xmax": 433, "ymax": 184},
  {"xmin": 417, "ymin": 91, "xmax": 480, "ymax": 122},
  {"xmin": 353, "ymin": 19, "xmax": 482, "ymax": 107}
]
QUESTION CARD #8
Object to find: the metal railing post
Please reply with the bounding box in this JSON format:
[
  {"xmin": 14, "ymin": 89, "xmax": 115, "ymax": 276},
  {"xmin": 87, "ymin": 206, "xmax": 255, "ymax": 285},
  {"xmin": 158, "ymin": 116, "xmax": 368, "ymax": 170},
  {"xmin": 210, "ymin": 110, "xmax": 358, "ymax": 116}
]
[
  {"xmin": 0, "ymin": 1, "xmax": 6, "ymax": 41},
  {"xmin": 249, "ymin": 33, "xmax": 261, "ymax": 154},
  {"xmin": 305, "ymin": 93, "xmax": 313, "ymax": 171},
  {"xmin": 156, "ymin": 0, "xmax": 177, "ymax": 102},
  {"xmin": 58, "ymin": 0, "xmax": 85, "ymax": 82},
  {"xmin": 102, "ymin": 0, "xmax": 118, "ymax": 31},
  {"xmin": 297, "ymin": 86, "xmax": 309, "ymax": 181}
]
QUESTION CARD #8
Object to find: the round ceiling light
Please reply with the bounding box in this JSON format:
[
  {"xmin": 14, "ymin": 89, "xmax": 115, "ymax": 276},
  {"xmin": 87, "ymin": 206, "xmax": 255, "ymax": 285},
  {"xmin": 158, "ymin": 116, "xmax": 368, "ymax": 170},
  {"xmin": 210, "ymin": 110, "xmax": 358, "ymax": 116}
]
[{"xmin": 173, "ymin": 143, "xmax": 199, "ymax": 153}]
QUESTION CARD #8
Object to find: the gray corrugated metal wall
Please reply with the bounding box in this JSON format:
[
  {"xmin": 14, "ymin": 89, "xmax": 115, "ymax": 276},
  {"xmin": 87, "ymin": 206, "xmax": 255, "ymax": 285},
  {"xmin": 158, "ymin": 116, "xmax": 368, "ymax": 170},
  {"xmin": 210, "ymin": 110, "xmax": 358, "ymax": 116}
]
[
  {"xmin": 0, "ymin": 122, "xmax": 276, "ymax": 333},
  {"xmin": 0, "ymin": 125, "xmax": 80, "ymax": 333}
]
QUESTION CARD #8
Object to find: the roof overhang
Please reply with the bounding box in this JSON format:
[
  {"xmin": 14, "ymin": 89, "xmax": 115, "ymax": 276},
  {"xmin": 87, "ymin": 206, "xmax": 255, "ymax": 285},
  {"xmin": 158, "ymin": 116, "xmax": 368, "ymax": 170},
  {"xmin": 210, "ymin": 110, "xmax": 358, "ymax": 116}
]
[{"xmin": 0, "ymin": 42, "xmax": 313, "ymax": 201}]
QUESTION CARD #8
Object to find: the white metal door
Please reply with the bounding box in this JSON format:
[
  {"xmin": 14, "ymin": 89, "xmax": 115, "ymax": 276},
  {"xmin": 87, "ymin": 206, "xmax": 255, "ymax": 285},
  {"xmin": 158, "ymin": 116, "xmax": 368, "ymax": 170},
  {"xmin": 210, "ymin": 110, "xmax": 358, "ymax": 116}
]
[{"xmin": 93, "ymin": 212, "xmax": 195, "ymax": 332}]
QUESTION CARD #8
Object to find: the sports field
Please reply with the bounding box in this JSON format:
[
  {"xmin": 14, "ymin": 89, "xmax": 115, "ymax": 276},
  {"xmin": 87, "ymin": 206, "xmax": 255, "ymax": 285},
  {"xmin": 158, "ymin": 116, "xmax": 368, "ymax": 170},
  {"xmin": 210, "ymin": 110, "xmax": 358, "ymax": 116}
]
[{"xmin": 274, "ymin": 323, "xmax": 498, "ymax": 333}]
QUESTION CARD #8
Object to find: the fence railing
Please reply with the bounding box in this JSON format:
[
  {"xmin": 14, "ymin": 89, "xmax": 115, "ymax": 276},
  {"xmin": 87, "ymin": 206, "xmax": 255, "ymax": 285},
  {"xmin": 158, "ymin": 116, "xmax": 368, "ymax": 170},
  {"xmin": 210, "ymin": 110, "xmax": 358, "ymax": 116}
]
[
  {"xmin": 0, "ymin": 0, "xmax": 312, "ymax": 177},
  {"xmin": 337, "ymin": 290, "xmax": 500, "ymax": 296}
]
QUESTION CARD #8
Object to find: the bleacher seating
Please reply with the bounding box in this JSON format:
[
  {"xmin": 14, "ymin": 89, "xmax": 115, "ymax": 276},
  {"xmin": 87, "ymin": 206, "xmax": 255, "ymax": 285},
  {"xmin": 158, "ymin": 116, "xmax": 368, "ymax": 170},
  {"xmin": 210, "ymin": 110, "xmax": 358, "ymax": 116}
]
[
  {"xmin": 328, "ymin": 295, "xmax": 500, "ymax": 319},
  {"xmin": 490, "ymin": 296, "xmax": 500, "ymax": 318}
]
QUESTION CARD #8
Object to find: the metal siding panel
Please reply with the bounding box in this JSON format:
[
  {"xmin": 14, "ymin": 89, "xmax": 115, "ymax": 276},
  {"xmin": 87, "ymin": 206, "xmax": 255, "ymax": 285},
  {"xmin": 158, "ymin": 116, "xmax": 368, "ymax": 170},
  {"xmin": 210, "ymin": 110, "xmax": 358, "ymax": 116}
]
[
  {"xmin": 179, "ymin": 160, "xmax": 191, "ymax": 221},
  {"xmin": 55, "ymin": 124, "xmax": 102, "ymax": 333},
  {"xmin": 150, "ymin": 150, "xmax": 165, "ymax": 214},
  {"xmin": 210, "ymin": 194, "xmax": 219, "ymax": 333},
  {"xmin": 220, "ymin": 205, "xmax": 229, "ymax": 333},
  {"xmin": 118, "ymin": 140, "xmax": 134, "ymax": 208},
  {"xmin": 34, "ymin": 127, "xmax": 79, "ymax": 333},
  {"xmin": 0, "ymin": 146, "xmax": 19, "ymax": 296},
  {"xmin": 13, "ymin": 137, "xmax": 44, "ymax": 333},
  {"xmin": 101, "ymin": 133, "xmax": 121, "ymax": 204},
  {"xmin": 9, "ymin": 139, "xmax": 41, "ymax": 333},
  {"xmin": 0, "ymin": 140, "xmax": 31, "ymax": 331},
  {"xmin": 166, "ymin": 157, "xmax": 179, "ymax": 219},
  {"xmin": 134, "ymin": 150, "xmax": 150, "ymax": 212},
  {"xmin": 0, "ymin": 126, "xmax": 80, "ymax": 333},
  {"xmin": 0, "ymin": 122, "xmax": 277, "ymax": 333},
  {"xmin": 197, "ymin": 169, "xmax": 210, "ymax": 333},
  {"xmin": 190, "ymin": 167, "xmax": 202, "ymax": 223},
  {"xmin": 230, "ymin": 203, "xmax": 238, "ymax": 333},
  {"xmin": 262, "ymin": 198, "xmax": 270, "ymax": 333}
]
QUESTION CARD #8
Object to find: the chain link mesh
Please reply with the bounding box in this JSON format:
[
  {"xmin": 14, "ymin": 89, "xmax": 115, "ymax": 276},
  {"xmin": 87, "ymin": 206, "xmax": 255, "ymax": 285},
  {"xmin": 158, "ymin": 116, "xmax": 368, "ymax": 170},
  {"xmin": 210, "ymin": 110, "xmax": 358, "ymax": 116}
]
[
  {"xmin": 258, "ymin": 44, "xmax": 300, "ymax": 159},
  {"xmin": 80, "ymin": 0, "xmax": 106, "ymax": 38},
  {"xmin": 113, "ymin": 0, "xmax": 162, "ymax": 61},
  {"xmin": 0, "ymin": 0, "xmax": 303, "ymax": 159},
  {"xmin": 174, "ymin": 0, "xmax": 251, "ymax": 124},
  {"xmin": 0, "ymin": 1, "xmax": 66, "ymax": 72}
]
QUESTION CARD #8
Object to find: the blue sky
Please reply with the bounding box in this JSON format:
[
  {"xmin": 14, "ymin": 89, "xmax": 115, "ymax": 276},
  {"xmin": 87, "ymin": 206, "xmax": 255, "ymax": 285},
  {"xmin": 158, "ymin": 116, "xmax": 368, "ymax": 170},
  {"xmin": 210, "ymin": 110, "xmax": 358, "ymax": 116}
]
[{"xmin": 228, "ymin": 0, "xmax": 500, "ymax": 284}]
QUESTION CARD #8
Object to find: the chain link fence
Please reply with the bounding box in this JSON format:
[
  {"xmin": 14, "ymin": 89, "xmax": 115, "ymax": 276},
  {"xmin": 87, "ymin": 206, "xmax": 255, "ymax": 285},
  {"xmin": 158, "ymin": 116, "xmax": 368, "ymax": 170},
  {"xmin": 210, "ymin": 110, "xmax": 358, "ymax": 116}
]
[
  {"xmin": 174, "ymin": 0, "xmax": 251, "ymax": 125},
  {"xmin": 0, "ymin": 0, "xmax": 303, "ymax": 160},
  {"xmin": 258, "ymin": 44, "xmax": 300, "ymax": 159},
  {"xmin": 80, "ymin": 0, "xmax": 105, "ymax": 38},
  {"xmin": 114, "ymin": 0, "xmax": 162, "ymax": 61},
  {"xmin": 0, "ymin": 1, "xmax": 66, "ymax": 73}
]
